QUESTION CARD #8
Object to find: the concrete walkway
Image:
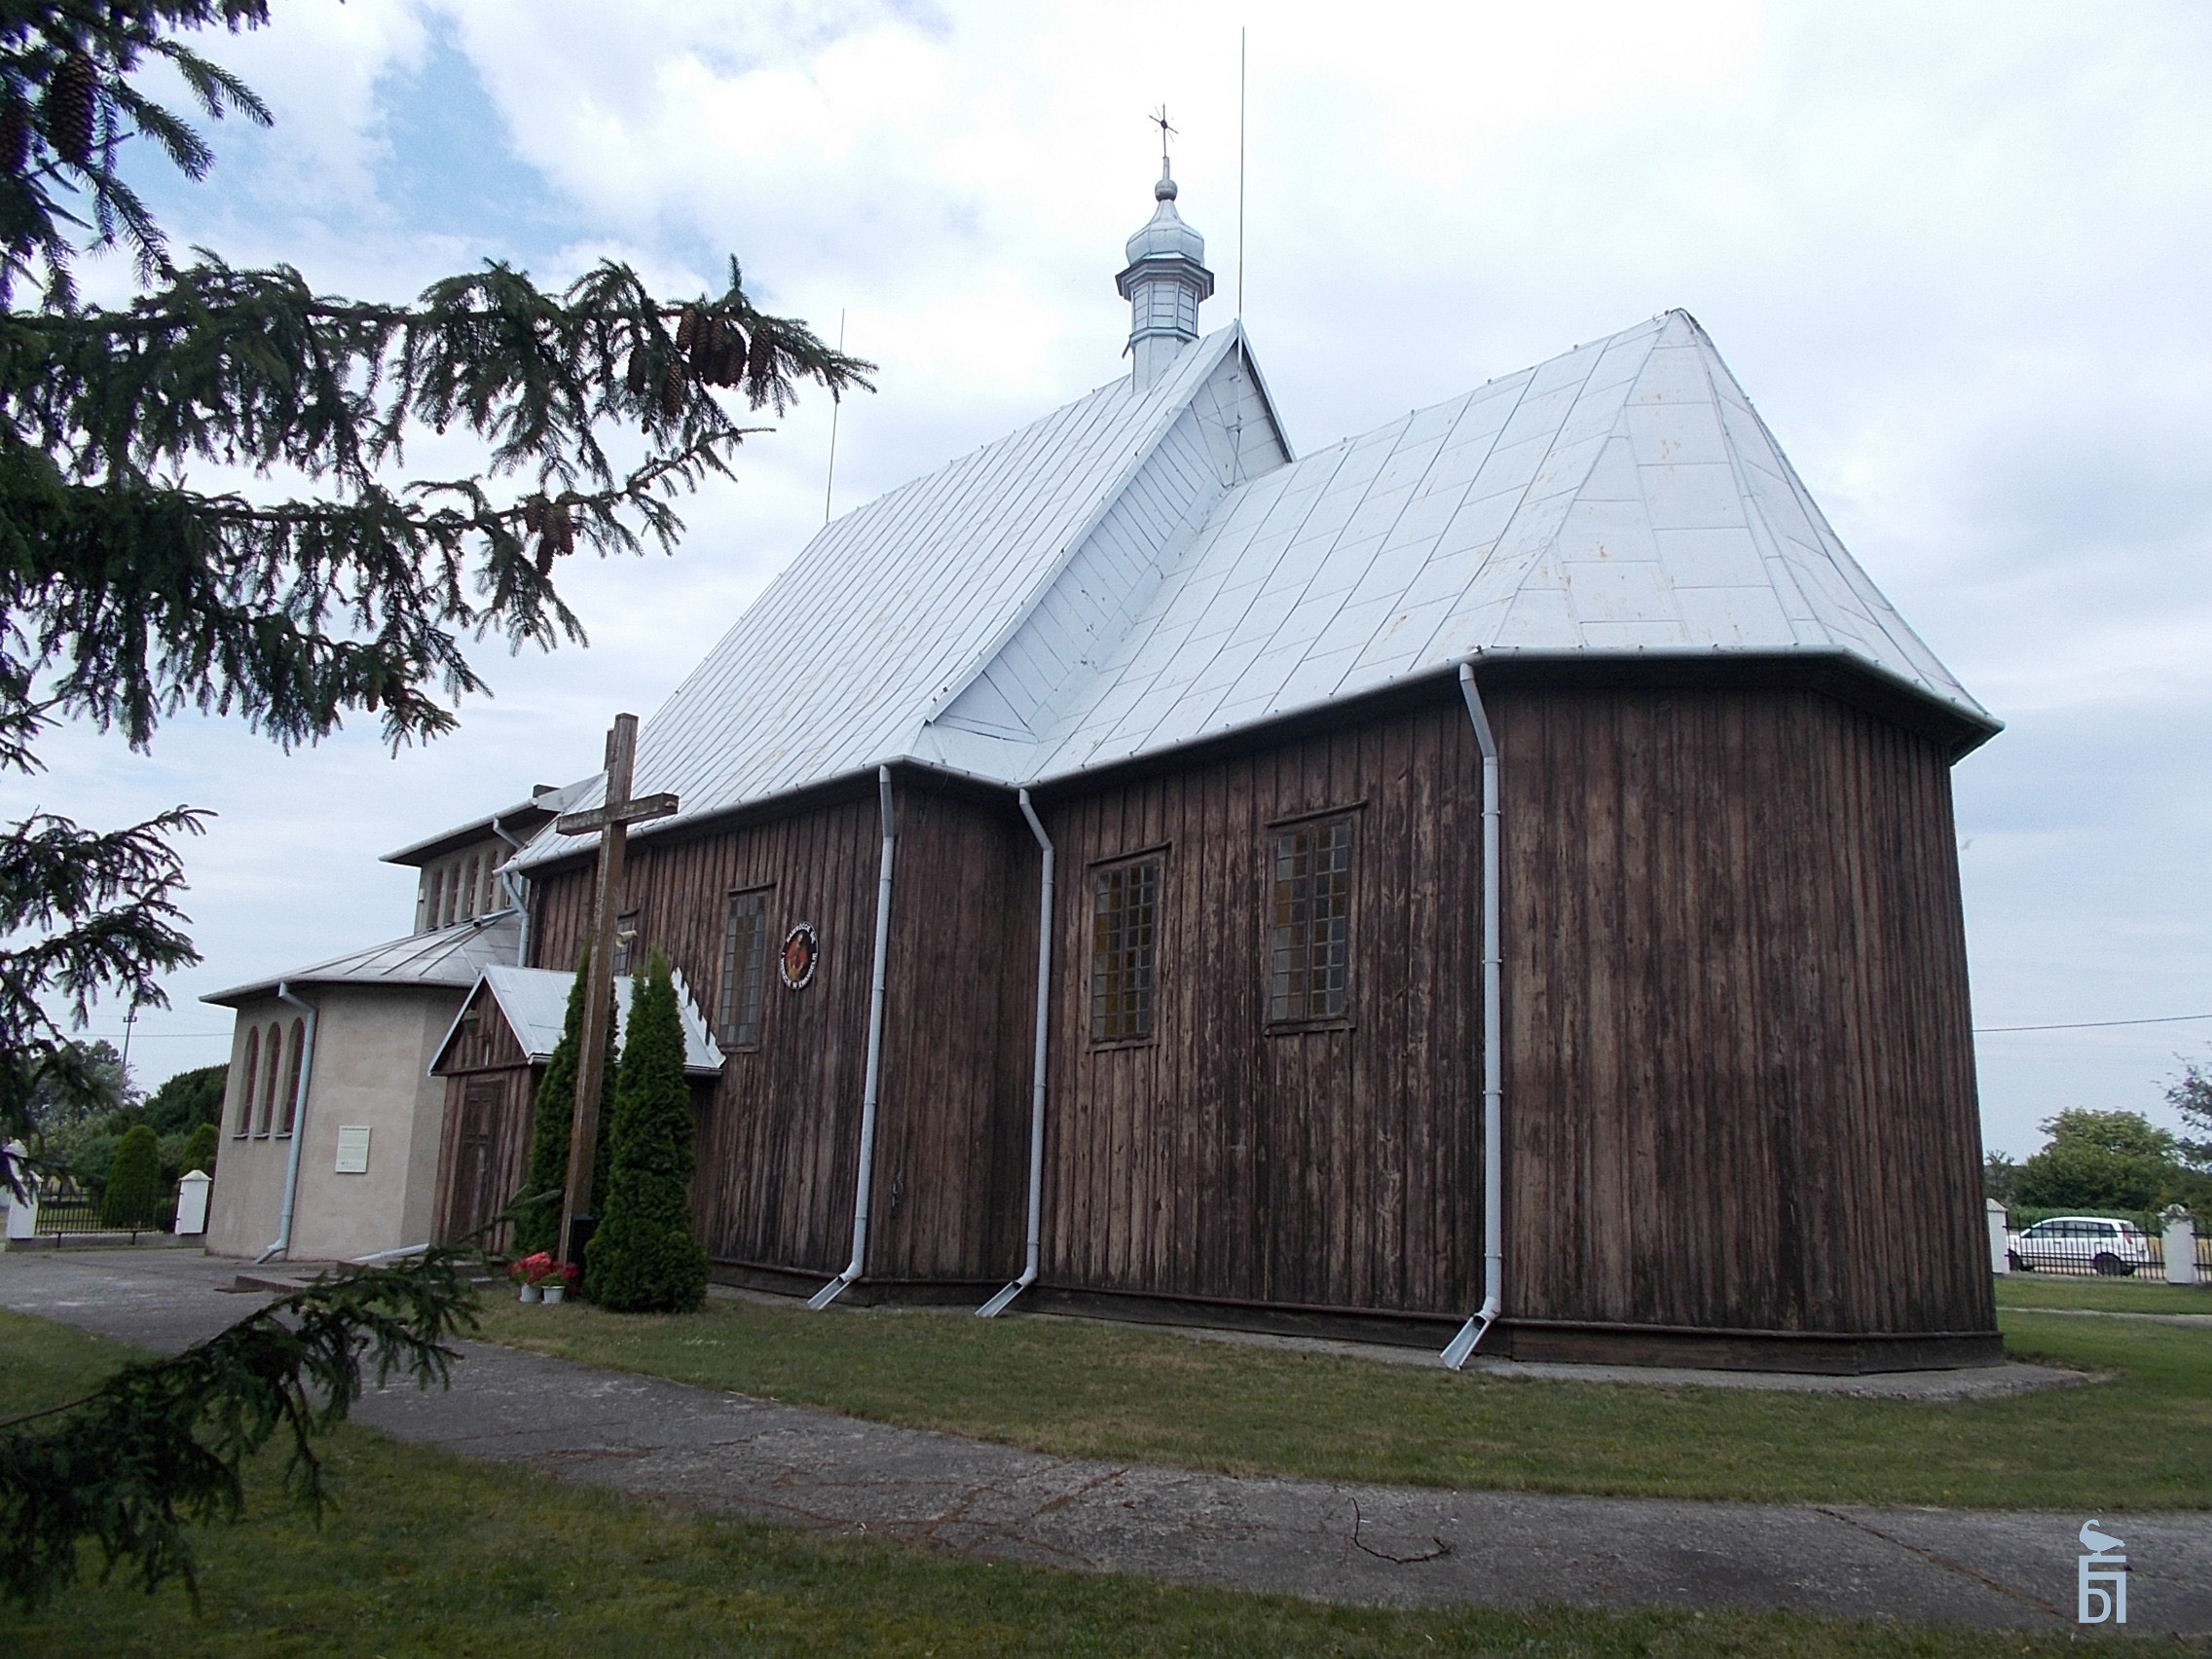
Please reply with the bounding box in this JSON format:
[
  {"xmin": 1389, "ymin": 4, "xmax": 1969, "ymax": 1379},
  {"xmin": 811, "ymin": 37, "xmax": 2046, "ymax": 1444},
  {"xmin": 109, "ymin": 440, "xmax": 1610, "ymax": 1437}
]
[{"xmin": 5, "ymin": 1247, "xmax": 2208, "ymax": 1637}]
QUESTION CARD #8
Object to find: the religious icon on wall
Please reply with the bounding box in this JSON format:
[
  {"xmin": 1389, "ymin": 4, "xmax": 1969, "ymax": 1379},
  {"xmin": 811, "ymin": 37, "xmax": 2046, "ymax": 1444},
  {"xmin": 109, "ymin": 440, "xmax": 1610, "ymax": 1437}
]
[{"xmin": 780, "ymin": 922, "xmax": 820, "ymax": 990}]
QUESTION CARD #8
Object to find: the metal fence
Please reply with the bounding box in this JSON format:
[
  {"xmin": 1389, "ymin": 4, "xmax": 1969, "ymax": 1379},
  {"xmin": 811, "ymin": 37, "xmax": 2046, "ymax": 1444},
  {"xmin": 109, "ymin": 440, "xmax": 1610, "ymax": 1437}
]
[
  {"xmin": 26, "ymin": 1191, "xmax": 175, "ymax": 1239},
  {"xmin": 2002, "ymin": 1226, "xmax": 2210, "ymax": 1279}
]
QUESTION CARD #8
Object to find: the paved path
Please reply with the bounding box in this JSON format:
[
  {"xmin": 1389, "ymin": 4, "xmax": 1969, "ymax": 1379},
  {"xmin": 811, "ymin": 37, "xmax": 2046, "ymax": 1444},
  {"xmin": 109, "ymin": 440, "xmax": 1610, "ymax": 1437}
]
[{"xmin": 5, "ymin": 1247, "xmax": 2208, "ymax": 1637}]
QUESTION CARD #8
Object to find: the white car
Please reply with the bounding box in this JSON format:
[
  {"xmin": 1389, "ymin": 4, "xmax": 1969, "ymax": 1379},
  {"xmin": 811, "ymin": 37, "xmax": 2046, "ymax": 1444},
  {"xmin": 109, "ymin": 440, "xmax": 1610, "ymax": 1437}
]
[{"xmin": 2007, "ymin": 1216, "xmax": 2154, "ymax": 1276}]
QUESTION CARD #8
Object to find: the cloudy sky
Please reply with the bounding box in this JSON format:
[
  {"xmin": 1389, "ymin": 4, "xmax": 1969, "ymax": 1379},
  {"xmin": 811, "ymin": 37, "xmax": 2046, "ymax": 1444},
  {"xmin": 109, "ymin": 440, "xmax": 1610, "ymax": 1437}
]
[{"xmin": 30, "ymin": 0, "xmax": 2212, "ymax": 1156}]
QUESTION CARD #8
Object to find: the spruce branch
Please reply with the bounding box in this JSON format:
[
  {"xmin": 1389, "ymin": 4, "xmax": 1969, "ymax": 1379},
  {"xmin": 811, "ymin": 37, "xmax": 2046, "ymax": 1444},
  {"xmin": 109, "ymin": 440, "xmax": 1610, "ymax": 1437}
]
[{"xmin": 0, "ymin": 1249, "xmax": 477, "ymax": 1611}]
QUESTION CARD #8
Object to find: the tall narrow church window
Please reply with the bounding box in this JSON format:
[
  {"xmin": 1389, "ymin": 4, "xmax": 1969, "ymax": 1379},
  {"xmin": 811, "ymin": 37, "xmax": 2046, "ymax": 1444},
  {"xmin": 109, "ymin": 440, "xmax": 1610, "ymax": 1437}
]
[
  {"xmin": 611, "ymin": 909, "xmax": 640, "ymax": 976},
  {"xmin": 1270, "ymin": 819, "xmax": 1353, "ymax": 1024},
  {"xmin": 461, "ymin": 855, "xmax": 480, "ymax": 920},
  {"xmin": 719, "ymin": 890, "xmax": 769, "ymax": 1048},
  {"xmin": 441, "ymin": 861, "xmax": 461, "ymax": 928},
  {"xmin": 257, "ymin": 1020, "xmax": 282, "ymax": 1134},
  {"xmin": 423, "ymin": 867, "xmax": 442, "ymax": 933},
  {"xmin": 234, "ymin": 1028, "xmax": 259, "ymax": 1137},
  {"xmin": 1090, "ymin": 857, "xmax": 1160, "ymax": 1044},
  {"xmin": 277, "ymin": 1017, "xmax": 306, "ymax": 1135}
]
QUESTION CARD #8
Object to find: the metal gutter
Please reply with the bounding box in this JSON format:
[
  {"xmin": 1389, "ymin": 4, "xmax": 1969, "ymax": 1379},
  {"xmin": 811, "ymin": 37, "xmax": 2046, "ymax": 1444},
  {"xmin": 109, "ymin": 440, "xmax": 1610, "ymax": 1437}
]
[
  {"xmin": 977, "ymin": 789, "xmax": 1055, "ymax": 1316},
  {"xmin": 1442, "ymin": 662, "xmax": 1503, "ymax": 1368},
  {"xmin": 490, "ymin": 813, "xmax": 532, "ymax": 966},
  {"xmin": 256, "ymin": 981, "xmax": 319, "ymax": 1264},
  {"xmin": 810, "ymin": 766, "xmax": 899, "ymax": 1309}
]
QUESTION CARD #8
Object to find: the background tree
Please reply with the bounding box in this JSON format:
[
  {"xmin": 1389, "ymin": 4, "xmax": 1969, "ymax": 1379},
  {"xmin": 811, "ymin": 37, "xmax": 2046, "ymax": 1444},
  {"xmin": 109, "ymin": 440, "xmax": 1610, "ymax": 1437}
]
[
  {"xmin": 97, "ymin": 1120, "xmax": 160, "ymax": 1229},
  {"xmin": 585, "ymin": 951, "xmax": 707, "ymax": 1313},
  {"xmin": 0, "ymin": 2, "xmax": 870, "ymax": 1199},
  {"xmin": 177, "ymin": 1117, "xmax": 215, "ymax": 1176},
  {"xmin": 141, "ymin": 1062, "xmax": 225, "ymax": 1136},
  {"xmin": 1, "ymin": 0, "xmax": 863, "ymax": 1603},
  {"xmin": 510, "ymin": 945, "xmax": 612, "ymax": 1257},
  {"xmin": 2011, "ymin": 1109, "xmax": 2198, "ymax": 1213},
  {"xmin": 2170, "ymin": 1057, "xmax": 2212, "ymax": 1172}
]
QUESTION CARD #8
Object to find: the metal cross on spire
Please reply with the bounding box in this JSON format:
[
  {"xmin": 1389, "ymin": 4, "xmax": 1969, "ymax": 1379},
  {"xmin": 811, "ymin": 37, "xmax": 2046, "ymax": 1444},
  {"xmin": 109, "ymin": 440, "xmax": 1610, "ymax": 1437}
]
[{"xmin": 1151, "ymin": 104, "xmax": 1177, "ymax": 175}]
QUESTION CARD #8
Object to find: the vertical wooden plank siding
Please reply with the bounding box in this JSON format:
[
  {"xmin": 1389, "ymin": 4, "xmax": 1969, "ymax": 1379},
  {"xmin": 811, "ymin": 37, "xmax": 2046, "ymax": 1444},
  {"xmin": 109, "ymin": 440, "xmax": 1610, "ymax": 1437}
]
[
  {"xmin": 429, "ymin": 982, "xmax": 535, "ymax": 1246},
  {"xmin": 1039, "ymin": 682, "xmax": 1988, "ymax": 1335},
  {"xmin": 528, "ymin": 678, "xmax": 1989, "ymax": 1341},
  {"xmin": 530, "ymin": 780, "xmax": 1036, "ymax": 1285},
  {"xmin": 1493, "ymin": 685, "xmax": 1992, "ymax": 1336},
  {"xmin": 1039, "ymin": 699, "xmax": 1484, "ymax": 1314},
  {"xmin": 533, "ymin": 793, "xmax": 886, "ymax": 1274},
  {"xmin": 868, "ymin": 782, "xmax": 1037, "ymax": 1283}
]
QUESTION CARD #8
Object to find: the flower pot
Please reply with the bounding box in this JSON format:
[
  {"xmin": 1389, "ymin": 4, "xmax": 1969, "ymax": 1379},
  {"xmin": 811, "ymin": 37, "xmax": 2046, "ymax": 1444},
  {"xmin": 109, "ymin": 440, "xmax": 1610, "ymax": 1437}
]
[
  {"xmin": 518, "ymin": 1283, "xmax": 541, "ymax": 1304},
  {"xmin": 543, "ymin": 1283, "xmax": 567, "ymax": 1305}
]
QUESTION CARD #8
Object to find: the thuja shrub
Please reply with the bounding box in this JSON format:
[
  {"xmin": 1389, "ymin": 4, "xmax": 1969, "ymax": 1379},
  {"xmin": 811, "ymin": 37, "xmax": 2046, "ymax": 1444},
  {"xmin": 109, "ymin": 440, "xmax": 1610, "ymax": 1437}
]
[
  {"xmin": 585, "ymin": 952, "xmax": 708, "ymax": 1312},
  {"xmin": 100, "ymin": 1124, "xmax": 164, "ymax": 1231}
]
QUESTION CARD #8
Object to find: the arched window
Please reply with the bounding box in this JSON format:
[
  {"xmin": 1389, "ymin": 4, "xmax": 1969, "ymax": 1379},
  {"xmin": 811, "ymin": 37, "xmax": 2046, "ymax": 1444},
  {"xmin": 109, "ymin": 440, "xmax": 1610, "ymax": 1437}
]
[
  {"xmin": 461, "ymin": 854, "xmax": 481, "ymax": 921},
  {"xmin": 277, "ymin": 1017, "xmax": 306, "ymax": 1135},
  {"xmin": 234, "ymin": 1028, "xmax": 259, "ymax": 1137},
  {"xmin": 441, "ymin": 862, "xmax": 461, "ymax": 928},
  {"xmin": 257, "ymin": 1020, "xmax": 282, "ymax": 1134}
]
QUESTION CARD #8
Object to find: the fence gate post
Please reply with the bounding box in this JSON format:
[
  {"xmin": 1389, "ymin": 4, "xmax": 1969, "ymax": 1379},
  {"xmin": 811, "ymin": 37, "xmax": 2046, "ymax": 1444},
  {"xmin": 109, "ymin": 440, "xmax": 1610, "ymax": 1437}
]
[
  {"xmin": 1987, "ymin": 1198, "xmax": 2010, "ymax": 1274},
  {"xmin": 2, "ymin": 1142, "xmax": 35, "ymax": 1242},
  {"xmin": 2162, "ymin": 1205, "xmax": 2198, "ymax": 1287}
]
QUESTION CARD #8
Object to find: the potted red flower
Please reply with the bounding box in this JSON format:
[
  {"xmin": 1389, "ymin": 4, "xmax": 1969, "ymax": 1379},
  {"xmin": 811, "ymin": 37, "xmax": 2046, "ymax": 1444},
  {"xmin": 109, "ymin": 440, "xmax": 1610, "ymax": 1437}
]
[{"xmin": 508, "ymin": 1251, "xmax": 573, "ymax": 1304}]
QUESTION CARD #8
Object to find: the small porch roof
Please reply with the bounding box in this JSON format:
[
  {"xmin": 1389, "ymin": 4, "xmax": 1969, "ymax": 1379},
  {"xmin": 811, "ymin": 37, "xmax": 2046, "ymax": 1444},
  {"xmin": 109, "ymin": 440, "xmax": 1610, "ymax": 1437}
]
[{"xmin": 429, "ymin": 964, "xmax": 724, "ymax": 1079}]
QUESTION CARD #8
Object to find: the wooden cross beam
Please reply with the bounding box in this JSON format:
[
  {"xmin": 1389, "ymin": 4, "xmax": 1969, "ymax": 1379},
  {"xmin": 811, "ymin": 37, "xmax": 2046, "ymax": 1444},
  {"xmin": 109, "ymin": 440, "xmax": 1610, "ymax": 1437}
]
[{"xmin": 553, "ymin": 712, "xmax": 679, "ymax": 1269}]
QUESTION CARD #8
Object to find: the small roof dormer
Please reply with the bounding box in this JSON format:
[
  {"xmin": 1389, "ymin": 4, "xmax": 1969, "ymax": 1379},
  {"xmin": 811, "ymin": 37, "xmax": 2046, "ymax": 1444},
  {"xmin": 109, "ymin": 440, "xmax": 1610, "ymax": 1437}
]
[{"xmin": 1116, "ymin": 156, "xmax": 1214, "ymax": 391}]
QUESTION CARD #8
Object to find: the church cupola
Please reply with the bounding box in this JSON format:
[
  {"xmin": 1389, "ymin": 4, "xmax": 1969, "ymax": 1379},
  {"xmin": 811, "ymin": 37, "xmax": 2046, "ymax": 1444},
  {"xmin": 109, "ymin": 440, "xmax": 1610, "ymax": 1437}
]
[{"xmin": 1116, "ymin": 143, "xmax": 1215, "ymax": 391}]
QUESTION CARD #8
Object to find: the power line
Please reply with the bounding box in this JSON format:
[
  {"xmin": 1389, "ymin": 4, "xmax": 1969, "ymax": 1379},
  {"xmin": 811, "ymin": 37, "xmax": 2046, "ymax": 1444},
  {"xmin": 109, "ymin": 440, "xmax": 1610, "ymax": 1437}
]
[{"xmin": 1974, "ymin": 1013, "xmax": 2212, "ymax": 1034}]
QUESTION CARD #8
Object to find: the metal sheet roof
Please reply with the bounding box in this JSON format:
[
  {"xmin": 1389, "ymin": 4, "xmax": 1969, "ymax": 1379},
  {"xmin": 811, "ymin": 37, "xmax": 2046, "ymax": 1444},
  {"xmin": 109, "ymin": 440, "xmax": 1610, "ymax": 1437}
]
[
  {"xmin": 519, "ymin": 324, "xmax": 1292, "ymax": 868},
  {"xmin": 428, "ymin": 964, "xmax": 723, "ymax": 1078},
  {"xmin": 522, "ymin": 311, "xmax": 1991, "ymax": 867},
  {"xmin": 1003, "ymin": 311, "xmax": 1993, "ymax": 781},
  {"xmin": 203, "ymin": 912, "xmax": 522, "ymax": 1006}
]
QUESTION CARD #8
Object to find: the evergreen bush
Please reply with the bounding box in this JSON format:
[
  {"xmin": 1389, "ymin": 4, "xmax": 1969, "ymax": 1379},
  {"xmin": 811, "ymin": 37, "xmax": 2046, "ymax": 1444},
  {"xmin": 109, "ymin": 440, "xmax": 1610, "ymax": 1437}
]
[
  {"xmin": 511, "ymin": 948, "xmax": 614, "ymax": 1256},
  {"xmin": 179, "ymin": 1122, "xmax": 219, "ymax": 1176},
  {"xmin": 100, "ymin": 1124, "xmax": 164, "ymax": 1231},
  {"xmin": 585, "ymin": 952, "xmax": 708, "ymax": 1312}
]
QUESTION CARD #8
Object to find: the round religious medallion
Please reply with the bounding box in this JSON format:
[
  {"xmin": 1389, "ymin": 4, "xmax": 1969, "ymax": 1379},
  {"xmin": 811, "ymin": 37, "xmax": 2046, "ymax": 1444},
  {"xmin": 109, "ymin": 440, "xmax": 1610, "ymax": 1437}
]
[{"xmin": 779, "ymin": 922, "xmax": 819, "ymax": 989}]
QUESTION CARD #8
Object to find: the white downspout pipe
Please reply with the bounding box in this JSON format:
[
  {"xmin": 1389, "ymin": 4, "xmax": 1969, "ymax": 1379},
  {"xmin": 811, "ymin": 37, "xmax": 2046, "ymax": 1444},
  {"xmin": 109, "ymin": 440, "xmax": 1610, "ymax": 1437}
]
[
  {"xmin": 1443, "ymin": 662, "xmax": 1504, "ymax": 1368},
  {"xmin": 256, "ymin": 981, "xmax": 319, "ymax": 1264},
  {"xmin": 810, "ymin": 766, "xmax": 899, "ymax": 1309},
  {"xmin": 978, "ymin": 789, "xmax": 1055, "ymax": 1316},
  {"xmin": 490, "ymin": 813, "xmax": 532, "ymax": 966}
]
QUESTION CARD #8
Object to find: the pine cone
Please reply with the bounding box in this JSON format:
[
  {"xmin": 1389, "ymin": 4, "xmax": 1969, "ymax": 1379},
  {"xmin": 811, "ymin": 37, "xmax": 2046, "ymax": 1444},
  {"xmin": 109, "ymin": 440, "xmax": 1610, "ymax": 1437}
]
[
  {"xmin": 44, "ymin": 53, "xmax": 97, "ymax": 168},
  {"xmin": 675, "ymin": 307, "xmax": 698, "ymax": 350},
  {"xmin": 625, "ymin": 347, "xmax": 649, "ymax": 396},
  {"xmin": 746, "ymin": 327, "xmax": 775, "ymax": 388},
  {"xmin": 0, "ymin": 97, "xmax": 28, "ymax": 178},
  {"xmin": 661, "ymin": 358, "xmax": 685, "ymax": 418}
]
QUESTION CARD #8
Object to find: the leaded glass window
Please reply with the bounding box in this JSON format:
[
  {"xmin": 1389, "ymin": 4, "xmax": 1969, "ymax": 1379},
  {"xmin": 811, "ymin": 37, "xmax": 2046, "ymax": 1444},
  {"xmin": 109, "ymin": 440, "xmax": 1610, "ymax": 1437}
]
[
  {"xmin": 719, "ymin": 890, "xmax": 769, "ymax": 1048},
  {"xmin": 1270, "ymin": 819, "xmax": 1352, "ymax": 1023},
  {"xmin": 1090, "ymin": 858, "xmax": 1160, "ymax": 1044}
]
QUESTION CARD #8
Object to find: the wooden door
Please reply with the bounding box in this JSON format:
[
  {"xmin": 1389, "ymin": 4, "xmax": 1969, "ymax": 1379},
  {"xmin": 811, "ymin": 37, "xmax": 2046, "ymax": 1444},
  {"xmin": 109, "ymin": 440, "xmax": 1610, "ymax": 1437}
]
[{"xmin": 448, "ymin": 1078, "xmax": 506, "ymax": 1242}]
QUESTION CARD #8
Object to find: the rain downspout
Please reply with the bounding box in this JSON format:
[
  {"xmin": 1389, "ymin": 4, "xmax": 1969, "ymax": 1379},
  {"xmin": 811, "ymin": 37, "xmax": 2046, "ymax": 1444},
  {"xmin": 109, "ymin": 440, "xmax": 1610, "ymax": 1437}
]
[
  {"xmin": 490, "ymin": 813, "xmax": 532, "ymax": 966},
  {"xmin": 256, "ymin": 981, "xmax": 319, "ymax": 1264},
  {"xmin": 978, "ymin": 789, "xmax": 1055, "ymax": 1316},
  {"xmin": 810, "ymin": 766, "xmax": 899, "ymax": 1309},
  {"xmin": 1443, "ymin": 661, "xmax": 1504, "ymax": 1368}
]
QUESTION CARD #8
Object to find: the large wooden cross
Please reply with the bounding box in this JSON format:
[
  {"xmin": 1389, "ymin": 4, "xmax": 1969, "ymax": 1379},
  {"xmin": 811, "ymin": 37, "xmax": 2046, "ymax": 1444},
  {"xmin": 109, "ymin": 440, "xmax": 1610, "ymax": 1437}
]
[{"xmin": 552, "ymin": 712, "xmax": 679, "ymax": 1268}]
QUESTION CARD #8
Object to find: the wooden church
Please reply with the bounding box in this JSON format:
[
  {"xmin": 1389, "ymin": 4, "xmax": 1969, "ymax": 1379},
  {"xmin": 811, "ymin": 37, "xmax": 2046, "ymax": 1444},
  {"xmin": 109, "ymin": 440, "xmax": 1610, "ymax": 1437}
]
[{"xmin": 474, "ymin": 162, "xmax": 2003, "ymax": 1370}]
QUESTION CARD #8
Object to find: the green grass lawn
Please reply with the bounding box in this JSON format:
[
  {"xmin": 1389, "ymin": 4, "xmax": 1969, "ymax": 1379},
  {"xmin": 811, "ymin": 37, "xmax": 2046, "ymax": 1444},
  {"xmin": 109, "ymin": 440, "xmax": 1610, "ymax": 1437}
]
[
  {"xmin": 1995, "ymin": 1273, "xmax": 2212, "ymax": 1314},
  {"xmin": 8, "ymin": 1309, "xmax": 2180, "ymax": 1658},
  {"xmin": 469, "ymin": 1292, "xmax": 2212, "ymax": 1511}
]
